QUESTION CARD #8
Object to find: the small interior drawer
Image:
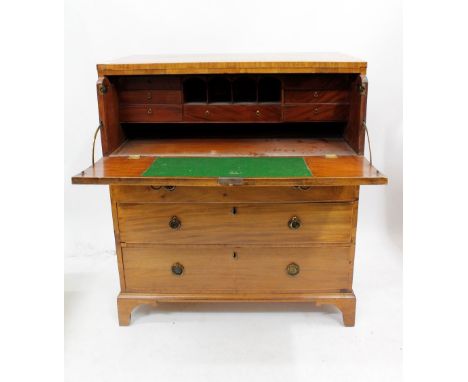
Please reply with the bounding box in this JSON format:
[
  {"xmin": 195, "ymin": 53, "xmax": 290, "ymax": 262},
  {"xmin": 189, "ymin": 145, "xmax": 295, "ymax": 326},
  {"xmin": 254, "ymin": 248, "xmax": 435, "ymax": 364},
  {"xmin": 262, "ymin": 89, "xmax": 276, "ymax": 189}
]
[
  {"xmin": 116, "ymin": 76, "xmax": 181, "ymax": 90},
  {"xmin": 283, "ymin": 104, "xmax": 349, "ymax": 122},
  {"xmin": 122, "ymin": 245, "xmax": 353, "ymax": 293},
  {"xmin": 119, "ymin": 104, "xmax": 182, "ymax": 122},
  {"xmin": 282, "ymin": 75, "xmax": 351, "ymax": 90},
  {"xmin": 119, "ymin": 90, "xmax": 182, "ymax": 104},
  {"xmin": 284, "ymin": 90, "xmax": 350, "ymax": 104},
  {"xmin": 183, "ymin": 105, "xmax": 281, "ymax": 122}
]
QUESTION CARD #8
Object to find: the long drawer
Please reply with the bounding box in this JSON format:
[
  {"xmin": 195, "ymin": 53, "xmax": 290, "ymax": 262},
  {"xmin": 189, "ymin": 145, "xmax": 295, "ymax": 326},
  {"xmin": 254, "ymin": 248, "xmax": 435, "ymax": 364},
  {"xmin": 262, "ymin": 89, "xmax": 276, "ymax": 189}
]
[
  {"xmin": 111, "ymin": 185, "xmax": 359, "ymax": 203},
  {"xmin": 184, "ymin": 105, "xmax": 281, "ymax": 122},
  {"xmin": 122, "ymin": 245, "xmax": 353, "ymax": 293},
  {"xmin": 117, "ymin": 202, "xmax": 356, "ymax": 244}
]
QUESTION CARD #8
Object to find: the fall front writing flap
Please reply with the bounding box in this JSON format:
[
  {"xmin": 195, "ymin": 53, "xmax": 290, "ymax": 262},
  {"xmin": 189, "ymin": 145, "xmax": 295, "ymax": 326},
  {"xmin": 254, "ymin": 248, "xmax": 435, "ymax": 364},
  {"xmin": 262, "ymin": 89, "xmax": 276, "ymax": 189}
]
[{"xmin": 72, "ymin": 155, "xmax": 387, "ymax": 187}]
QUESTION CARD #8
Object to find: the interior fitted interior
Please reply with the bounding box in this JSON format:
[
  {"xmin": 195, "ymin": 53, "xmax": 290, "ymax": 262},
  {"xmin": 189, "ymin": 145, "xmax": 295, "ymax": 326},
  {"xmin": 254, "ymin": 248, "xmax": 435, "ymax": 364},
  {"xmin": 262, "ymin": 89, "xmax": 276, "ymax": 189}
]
[{"xmin": 109, "ymin": 73, "xmax": 358, "ymax": 160}]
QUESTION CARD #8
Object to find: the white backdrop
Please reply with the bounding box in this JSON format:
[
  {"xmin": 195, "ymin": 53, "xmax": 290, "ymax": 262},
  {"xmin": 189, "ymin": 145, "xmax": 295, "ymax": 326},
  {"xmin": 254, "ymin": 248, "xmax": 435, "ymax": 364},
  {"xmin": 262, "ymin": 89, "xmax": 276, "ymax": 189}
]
[
  {"xmin": 65, "ymin": 0, "xmax": 402, "ymax": 256},
  {"xmin": 64, "ymin": 1, "xmax": 402, "ymax": 380}
]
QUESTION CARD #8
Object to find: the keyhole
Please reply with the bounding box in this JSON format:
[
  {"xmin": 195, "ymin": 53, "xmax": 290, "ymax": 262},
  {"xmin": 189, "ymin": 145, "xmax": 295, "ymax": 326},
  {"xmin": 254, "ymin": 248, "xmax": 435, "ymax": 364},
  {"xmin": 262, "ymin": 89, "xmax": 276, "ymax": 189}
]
[
  {"xmin": 231, "ymin": 206, "xmax": 237, "ymax": 215},
  {"xmin": 232, "ymin": 251, "xmax": 238, "ymax": 259}
]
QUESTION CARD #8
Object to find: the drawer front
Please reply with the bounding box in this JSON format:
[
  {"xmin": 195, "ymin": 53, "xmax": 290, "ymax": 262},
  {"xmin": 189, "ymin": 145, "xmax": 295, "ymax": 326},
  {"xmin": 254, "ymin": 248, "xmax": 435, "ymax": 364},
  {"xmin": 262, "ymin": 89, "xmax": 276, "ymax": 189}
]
[
  {"xmin": 284, "ymin": 90, "xmax": 350, "ymax": 104},
  {"xmin": 283, "ymin": 104, "xmax": 349, "ymax": 122},
  {"xmin": 122, "ymin": 245, "xmax": 352, "ymax": 293},
  {"xmin": 282, "ymin": 75, "xmax": 351, "ymax": 90},
  {"xmin": 119, "ymin": 90, "xmax": 182, "ymax": 104},
  {"xmin": 116, "ymin": 76, "xmax": 181, "ymax": 90},
  {"xmin": 119, "ymin": 104, "xmax": 182, "ymax": 122},
  {"xmin": 234, "ymin": 246, "xmax": 352, "ymax": 292},
  {"xmin": 111, "ymin": 185, "xmax": 359, "ymax": 203},
  {"xmin": 184, "ymin": 105, "xmax": 281, "ymax": 122},
  {"xmin": 117, "ymin": 202, "xmax": 355, "ymax": 244},
  {"xmin": 123, "ymin": 245, "xmax": 235, "ymax": 292}
]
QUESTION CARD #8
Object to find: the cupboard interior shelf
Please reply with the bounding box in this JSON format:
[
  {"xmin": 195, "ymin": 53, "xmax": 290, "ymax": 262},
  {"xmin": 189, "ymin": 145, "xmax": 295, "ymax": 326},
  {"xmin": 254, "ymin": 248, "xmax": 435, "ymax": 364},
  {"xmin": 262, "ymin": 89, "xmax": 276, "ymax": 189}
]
[{"xmin": 111, "ymin": 137, "xmax": 355, "ymax": 158}]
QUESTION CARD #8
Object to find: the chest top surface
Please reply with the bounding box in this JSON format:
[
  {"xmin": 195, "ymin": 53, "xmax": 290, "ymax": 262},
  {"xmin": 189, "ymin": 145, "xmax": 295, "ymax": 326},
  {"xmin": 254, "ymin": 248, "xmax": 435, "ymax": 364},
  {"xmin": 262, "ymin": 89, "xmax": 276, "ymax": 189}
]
[{"xmin": 97, "ymin": 53, "xmax": 367, "ymax": 76}]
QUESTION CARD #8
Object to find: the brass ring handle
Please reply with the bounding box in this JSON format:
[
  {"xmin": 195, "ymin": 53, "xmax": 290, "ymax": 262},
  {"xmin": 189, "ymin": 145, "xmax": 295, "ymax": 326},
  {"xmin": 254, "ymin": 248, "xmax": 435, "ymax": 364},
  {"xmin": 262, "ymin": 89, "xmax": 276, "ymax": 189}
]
[
  {"xmin": 169, "ymin": 216, "xmax": 181, "ymax": 230},
  {"xmin": 288, "ymin": 216, "xmax": 301, "ymax": 230},
  {"xmin": 171, "ymin": 262, "xmax": 184, "ymax": 276},
  {"xmin": 313, "ymin": 91, "xmax": 319, "ymax": 98},
  {"xmin": 147, "ymin": 107, "xmax": 153, "ymax": 115},
  {"xmin": 313, "ymin": 107, "xmax": 319, "ymax": 114},
  {"xmin": 205, "ymin": 110, "xmax": 210, "ymax": 116},
  {"xmin": 256, "ymin": 109, "xmax": 261, "ymax": 117},
  {"xmin": 146, "ymin": 91, "xmax": 152, "ymax": 100},
  {"xmin": 286, "ymin": 263, "xmax": 300, "ymax": 276},
  {"xmin": 151, "ymin": 186, "xmax": 176, "ymax": 191}
]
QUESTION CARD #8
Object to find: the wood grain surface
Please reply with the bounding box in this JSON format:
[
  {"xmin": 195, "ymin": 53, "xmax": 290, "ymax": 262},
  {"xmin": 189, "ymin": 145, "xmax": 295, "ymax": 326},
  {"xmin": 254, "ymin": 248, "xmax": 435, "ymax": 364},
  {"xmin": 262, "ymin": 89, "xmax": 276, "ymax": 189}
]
[
  {"xmin": 119, "ymin": 90, "xmax": 182, "ymax": 104},
  {"xmin": 184, "ymin": 104, "xmax": 281, "ymax": 122},
  {"xmin": 117, "ymin": 202, "xmax": 355, "ymax": 244},
  {"xmin": 97, "ymin": 53, "xmax": 367, "ymax": 76},
  {"xmin": 110, "ymin": 185, "xmax": 359, "ymax": 203},
  {"xmin": 283, "ymin": 104, "xmax": 349, "ymax": 121},
  {"xmin": 119, "ymin": 104, "xmax": 182, "ymax": 122},
  {"xmin": 284, "ymin": 90, "xmax": 350, "ymax": 104},
  {"xmin": 110, "ymin": 138, "xmax": 357, "ymax": 158},
  {"xmin": 117, "ymin": 291, "xmax": 356, "ymax": 326},
  {"xmin": 122, "ymin": 245, "xmax": 353, "ymax": 293}
]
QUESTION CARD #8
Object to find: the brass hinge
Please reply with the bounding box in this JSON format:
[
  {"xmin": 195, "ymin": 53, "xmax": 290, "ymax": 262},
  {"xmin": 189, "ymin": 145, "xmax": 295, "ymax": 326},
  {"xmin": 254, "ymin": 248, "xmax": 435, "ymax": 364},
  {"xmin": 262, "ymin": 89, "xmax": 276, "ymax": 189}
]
[
  {"xmin": 98, "ymin": 84, "xmax": 108, "ymax": 94},
  {"xmin": 358, "ymin": 83, "xmax": 366, "ymax": 95}
]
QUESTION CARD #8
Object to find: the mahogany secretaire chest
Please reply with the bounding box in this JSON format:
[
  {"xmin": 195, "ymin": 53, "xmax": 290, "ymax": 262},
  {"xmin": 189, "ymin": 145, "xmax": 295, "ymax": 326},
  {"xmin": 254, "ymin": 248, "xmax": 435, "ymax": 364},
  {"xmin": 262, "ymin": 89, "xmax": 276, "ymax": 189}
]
[{"xmin": 72, "ymin": 53, "xmax": 387, "ymax": 326}]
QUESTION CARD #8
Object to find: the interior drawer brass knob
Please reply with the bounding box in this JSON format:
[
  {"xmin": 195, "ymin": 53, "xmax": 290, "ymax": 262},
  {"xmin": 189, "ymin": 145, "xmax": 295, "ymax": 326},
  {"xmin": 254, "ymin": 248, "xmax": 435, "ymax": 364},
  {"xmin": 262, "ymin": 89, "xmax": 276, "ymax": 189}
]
[
  {"xmin": 288, "ymin": 216, "xmax": 301, "ymax": 230},
  {"xmin": 169, "ymin": 216, "xmax": 181, "ymax": 230},
  {"xmin": 205, "ymin": 110, "xmax": 210, "ymax": 116},
  {"xmin": 286, "ymin": 263, "xmax": 300, "ymax": 276},
  {"xmin": 171, "ymin": 262, "xmax": 184, "ymax": 276}
]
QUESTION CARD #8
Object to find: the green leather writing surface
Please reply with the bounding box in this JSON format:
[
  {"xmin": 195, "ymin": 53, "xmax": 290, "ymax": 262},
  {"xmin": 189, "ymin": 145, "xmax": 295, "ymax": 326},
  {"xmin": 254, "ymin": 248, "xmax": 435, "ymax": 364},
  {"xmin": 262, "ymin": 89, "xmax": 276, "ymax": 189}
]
[{"xmin": 142, "ymin": 157, "xmax": 312, "ymax": 178}]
